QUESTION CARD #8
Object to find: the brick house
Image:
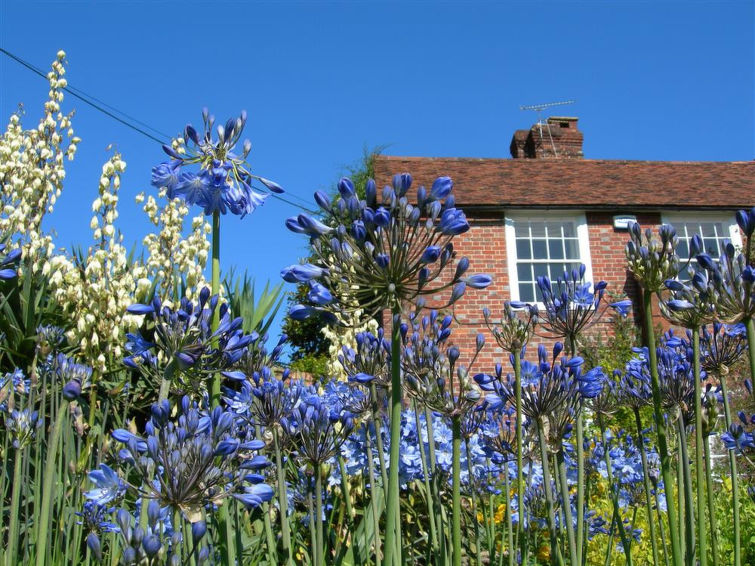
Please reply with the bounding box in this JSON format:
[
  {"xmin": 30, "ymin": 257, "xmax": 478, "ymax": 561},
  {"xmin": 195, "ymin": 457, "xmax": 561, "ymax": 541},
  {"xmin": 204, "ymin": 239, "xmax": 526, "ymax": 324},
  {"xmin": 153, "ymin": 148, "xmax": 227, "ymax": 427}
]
[{"xmin": 373, "ymin": 117, "xmax": 754, "ymax": 367}]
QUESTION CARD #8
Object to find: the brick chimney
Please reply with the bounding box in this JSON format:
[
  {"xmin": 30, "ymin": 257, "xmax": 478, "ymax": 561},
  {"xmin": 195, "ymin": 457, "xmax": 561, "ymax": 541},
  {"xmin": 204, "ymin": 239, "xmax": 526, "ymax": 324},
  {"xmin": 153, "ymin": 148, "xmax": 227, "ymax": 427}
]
[{"xmin": 510, "ymin": 116, "xmax": 583, "ymax": 159}]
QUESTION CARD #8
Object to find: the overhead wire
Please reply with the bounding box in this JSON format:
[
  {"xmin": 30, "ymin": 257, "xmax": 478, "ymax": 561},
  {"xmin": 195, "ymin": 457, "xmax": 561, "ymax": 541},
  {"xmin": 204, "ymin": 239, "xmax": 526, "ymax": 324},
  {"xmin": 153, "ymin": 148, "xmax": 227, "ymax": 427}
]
[{"xmin": 1, "ymin": 47, "xmax": 318, "ymax": 214}]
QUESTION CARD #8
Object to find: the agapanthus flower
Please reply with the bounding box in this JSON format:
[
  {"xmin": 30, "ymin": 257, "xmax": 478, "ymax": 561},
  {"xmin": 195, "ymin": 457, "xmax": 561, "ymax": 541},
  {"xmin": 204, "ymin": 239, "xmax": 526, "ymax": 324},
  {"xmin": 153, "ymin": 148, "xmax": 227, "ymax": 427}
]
[
  {"xmin": 0, "ymin": 368, "xmax": 30, "ymax": 410},
  {"xmin": 483, "ymin": 300, "xmax": 538, "ymax": 353},
  {"xmin": 151, "ymin": 109, "xmax": 283, "ymax": 217},
  {"xmin": 659, "ymin": 265, "xmax": 716, "ymax": 328},
  {"xmin": 339, "ymin": 329, "xmax": 391, "ymax": 391},
  {"xmin": 105, "ymin": 396, "xmax": 273, "ymax": 518},
  {"xmin": 720, "ymin": 412, "xmax": 755, "ymax": 454},
  {"xmin": 0, "ymin": 242, "xmax": 21, "ymax": 280},
  {"xmin": 55, "ymin": 353, "xmax": 92, "ymax": 401},
  {"xmin": 281, "ymin": 391, "xmax": 354, "ymax": 467},
  {"xmin": 475, "ymin": 344, "xmax": 604, "ymax": 449},
  {"xmin": 3, "ymin": 407, "xmax": 40, "ymax": 448},
  {"xmin": 625, "ymin": 222, "xmax": 680, "ymax": 292},
  {"xmin": 85, "ymin": 463, "xmax": 127, "ymax": 504},
  {"xmin": 75, "ymin": 500, "xmax": 120, "ymax": 535},
  {"xmin": 535, "ymin": 264, "xmax": 609, "ymax": 348},
  {"xmin": 693, "ymin": 220, "xmax": 755, "ymax": 323},
  {"xmin": 285, "ymin": 174, "xmax": 490, "ymax": 324},
  {"xmin": 35, "ymin": 324, "xmax": 66, "ymax": 357},
  {"xmin": 402, "ymin": 310, "xmax": 483, "ymax": 417},
  {"xmin": 125, "ymin": 288, "xmax": 254, "ymax": 396},
  {"xmin": 700, "ymin": 322, "xmax": 746, "ymax": 375}
]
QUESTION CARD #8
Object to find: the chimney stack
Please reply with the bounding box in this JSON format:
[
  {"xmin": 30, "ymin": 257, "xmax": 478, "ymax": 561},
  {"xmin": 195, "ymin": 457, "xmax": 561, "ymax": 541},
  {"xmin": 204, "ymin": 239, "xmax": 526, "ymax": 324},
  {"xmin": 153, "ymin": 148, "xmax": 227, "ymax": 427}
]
[{"xmin": 510, "ymin": 116, "xmax": 583, "ymax": 159}]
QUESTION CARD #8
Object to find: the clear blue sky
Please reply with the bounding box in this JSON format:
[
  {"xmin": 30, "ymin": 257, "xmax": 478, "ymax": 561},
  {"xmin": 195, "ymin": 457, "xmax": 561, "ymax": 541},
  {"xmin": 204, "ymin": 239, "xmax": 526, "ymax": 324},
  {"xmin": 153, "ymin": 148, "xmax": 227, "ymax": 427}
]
[{"xmin": 1, "ymin": 1, "xmax": 753, "ymax": 339}]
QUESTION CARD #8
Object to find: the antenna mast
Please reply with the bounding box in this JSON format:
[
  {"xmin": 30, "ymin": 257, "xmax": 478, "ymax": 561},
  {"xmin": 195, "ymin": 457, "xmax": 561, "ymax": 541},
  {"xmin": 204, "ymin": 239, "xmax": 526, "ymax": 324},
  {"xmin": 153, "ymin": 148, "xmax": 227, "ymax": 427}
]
[{"xmin": 520, "ymin": 100, "xmax": 576, "ymax": 157}]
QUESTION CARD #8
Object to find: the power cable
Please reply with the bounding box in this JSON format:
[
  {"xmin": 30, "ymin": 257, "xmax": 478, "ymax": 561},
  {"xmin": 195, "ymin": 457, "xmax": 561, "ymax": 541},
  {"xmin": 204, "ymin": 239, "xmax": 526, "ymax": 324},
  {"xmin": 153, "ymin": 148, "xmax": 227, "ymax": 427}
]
[{"xmin": 1, "ymin": 47, "xmax": 318, "ymax": 213}]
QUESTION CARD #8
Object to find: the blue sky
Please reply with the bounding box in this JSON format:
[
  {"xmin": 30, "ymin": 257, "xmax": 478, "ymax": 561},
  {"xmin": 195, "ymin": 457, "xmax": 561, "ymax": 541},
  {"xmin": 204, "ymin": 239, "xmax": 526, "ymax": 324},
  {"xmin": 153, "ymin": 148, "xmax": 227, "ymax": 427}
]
[{"xmin": 1, "ymin": 1, "xmax": 753, "ymax": 339}]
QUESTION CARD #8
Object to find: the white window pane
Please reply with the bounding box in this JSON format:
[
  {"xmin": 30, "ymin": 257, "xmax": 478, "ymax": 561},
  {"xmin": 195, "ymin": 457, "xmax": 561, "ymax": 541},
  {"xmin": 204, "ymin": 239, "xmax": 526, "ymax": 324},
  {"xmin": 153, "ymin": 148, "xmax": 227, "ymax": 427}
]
[
  {"xmin": 533, "ymin": 239, "xmax": 547, "ymax": 258},
  {"xmin": 517, "ymin": 263, "xmax": 532, "ymax": 282},
  {"xmin": 520, "ymin": 284, "xmax": 535, "ymax": 303},
  {"xmin": 548, "ymin": 239, "xmax": 564, "ymax": 259},
  {"xmin": 531, "ymin": 223, "xmax": 546, "ymax": 237},
  {"xmin": 562, "ymin": 223, "xmax": 576, "ymax": 237},
  {"xmin": 564, "ymin": 239, "xmax": 580, "ymax": 259},
  {"xmin": 514, "ymin": 222, "xmax": 529, "ymax": 237},
  {"xmin": 516, "ymin": 239, "xmax": 531, "ymax": 259}
]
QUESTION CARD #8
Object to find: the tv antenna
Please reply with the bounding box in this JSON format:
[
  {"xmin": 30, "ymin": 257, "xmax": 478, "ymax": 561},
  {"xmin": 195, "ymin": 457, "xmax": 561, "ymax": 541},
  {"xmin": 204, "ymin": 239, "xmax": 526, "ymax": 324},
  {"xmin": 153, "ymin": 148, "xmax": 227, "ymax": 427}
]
[
  {"xmin": 519, "ymin": 100, "xmax": 575, "ymax": 157},
  {"xmin": 520, "ymin": 100, "xmax": 576, "ymax": 124}
]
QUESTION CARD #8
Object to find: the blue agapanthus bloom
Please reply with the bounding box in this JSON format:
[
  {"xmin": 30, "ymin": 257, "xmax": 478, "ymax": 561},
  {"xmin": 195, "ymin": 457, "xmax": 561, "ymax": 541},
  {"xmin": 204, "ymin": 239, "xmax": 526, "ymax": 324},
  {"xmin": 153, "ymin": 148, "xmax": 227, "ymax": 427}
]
[
  {"xmin": 720, "ymin": 412, "xmax": 755, "ymax": 453},
  {"xmin": 125, "ymin": 288, "xmax": 254, "ymax": 396},
  {"xmin": 151, "ymin": 108, "xmax": 283, "ymax": 217},
  {"xmin": 104, "ymin": 396, "xmax": 273, "ymax": 514},
  {"xmin": 85, "ymin": 463, "xmax": 127, "ymax": 505},
  {"xmin": 3, "ymin": 407, "xmax": 40, "ymax": 448},
  {"xmin": 536, "ymin": 264, "xmax": 609, "ymax": 345},
  {"xmin": 700, "ymin": 322, "xmax": 746, "ymax": 374},
  {"xmin": 284, "ymin": 174, "xmax": 490, "ymax": 324},
  {"xmin": 0, "ymin": 242, "xmax": 21, "ymax": 280},
  {"xmin": 475, "ymin": 343, "xmax": 604, "ymax": 447}
]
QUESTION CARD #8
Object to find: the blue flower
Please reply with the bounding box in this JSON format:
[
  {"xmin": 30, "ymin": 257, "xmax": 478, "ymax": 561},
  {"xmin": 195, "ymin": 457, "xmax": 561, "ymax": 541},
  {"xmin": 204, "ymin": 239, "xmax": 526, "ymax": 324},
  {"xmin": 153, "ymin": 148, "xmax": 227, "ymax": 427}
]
[{"xmin": 85, "ymin": 464, "xmax": 127, "ymax": 504}]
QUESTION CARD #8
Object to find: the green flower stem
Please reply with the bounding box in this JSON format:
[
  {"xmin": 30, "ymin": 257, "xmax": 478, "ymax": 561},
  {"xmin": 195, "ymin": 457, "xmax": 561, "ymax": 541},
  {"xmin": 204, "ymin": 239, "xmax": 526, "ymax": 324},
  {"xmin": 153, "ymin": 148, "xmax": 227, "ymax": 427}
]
[
  {"xmin": 656, "ymin": 491, "xmax": 671, "ymax": 566},
  {"xmin": 603, "ymin": 508, "xmax": 617, "ymax": 566},
  {"xmin": 370, "ymin": 383, "xmax": 389, "ymax": 489},
  {"xmin": 315, "ymin": 464, "xmax": 325, "ymax": 566},
  {"xmin": 503, "ymin": 462, "xmax": 513, "ymax": 566},
  {"xmin": 451, "ymin": 414, "xmax": 462, "ymax": 566},
  {"xmin": 463, "ymin": 439, "xmax": 482, "ymax": 566},
  {"xmin": 337, "ymin": 453, "xmax": 354, "ymax": 522},
  {"xmin": 634, "ymin": 408, "xmax": 661, "ymax": 566},
  {"xmin": 690, "ymin": 327, "xmax": 708, "ymax": 566},
  {"xmin": 158, "ymin": 360, "xmax": 176, "ymax": 403},
  {"xmin": 6, "ymin": 447, "xmax": 24, "ymax": 566},
  {"xmin": 702, "ymin": 433, "xmax": 719, "ymax": 566},
  {"xmin": 384, "ymin": 311, "xmax": 403, "ymax": 566},
  {"xmin": 598, "ymin": 417, "xmax": 632, "ymax": 564},
  {"xmin": 425, "ymin": 406, "xmax": 437, "ymax": 474},
  {"xmin": 365, "ymin": 426, "xmax": 382, "ymax": 566},
  {"xmin": 273, "ymin": 428, "xmax": 293, "ymax": 565},
  {"xmin": 677, "ymin": 413, "xmax": 695, "ymax": 566},
  {"xmin": 556, "ymin": 450, "xmax": 577, "ymax": 564},
  {"xmin": 413, "ymin": 403, "xmax": 439, "ymax": 554},
  {"xmin": 566, "ymin": 334, "xmax": 585, "ymax": 566},
  {"xmin": 745, "ymin": 316, "xmax": 755, "ymax": 401},
  {"xmin": 513, "ymin": 348, "xmax": 527, "ymax": 566},
  {"xmin": 307, "ymin": 487, "xmax": 318, "ymax": 566},
  {"xmin": 35, "ymin": 404, "xmax": 68, "ymax": 566},
  {"xmin": 677, "ymin": 438, "xmax": 685, "ymax": 563},
  {"xmin": 263, "ymin": 501, "xmax": 277, "ymax": 565},
  {"xmin": 719, "ymin": 374, "xmax": 740, "ymax": 566},
  {"xmin": 536, "ymin": 418, "xmax": 559, "ymax": 566},
  {"xmin": 642, "ymin": 289, "xmax": 683, "ymax": 566},
  {"xmin": 210, "ymin": 209, "xmax": 221, "ymax": 407}
]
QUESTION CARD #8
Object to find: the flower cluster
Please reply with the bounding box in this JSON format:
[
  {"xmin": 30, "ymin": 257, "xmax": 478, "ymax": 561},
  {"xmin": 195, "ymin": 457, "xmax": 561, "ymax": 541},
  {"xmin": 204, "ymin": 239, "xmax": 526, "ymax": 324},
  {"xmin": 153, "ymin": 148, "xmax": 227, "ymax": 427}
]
[
  {"xmin": 284, "ymin": 174, "xmax": 490, "ymax": 323},
  {"xmin": 0, "ymin": 51, "xmax": 79, "ymax": 275},
  {"xmin": 137, "ymin": 188, "xmax": 211, "ymax": 301},
  {"xmin": 49, "ymin": 154, "xmax": 148, "ymax": 374},
  {"xmin": 125, "ymin": 288, "xmax": 253, "ymax": 396},
  {"xmin": 96, "ymin": 397, "xmax": 273, "ymax": 515},
  {"xmin": 151, "ymin": 109, "xmax": 283, "ymax": 217},
  {"xmin": 625, "ymin": 222, "xmax": 680, "ymax": 292}
]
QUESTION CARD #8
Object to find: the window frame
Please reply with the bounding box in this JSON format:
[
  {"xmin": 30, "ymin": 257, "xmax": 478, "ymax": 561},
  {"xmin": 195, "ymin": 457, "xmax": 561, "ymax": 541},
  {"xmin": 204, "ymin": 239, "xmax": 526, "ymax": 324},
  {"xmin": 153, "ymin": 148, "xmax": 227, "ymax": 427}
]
[{"xmin": 504, "ymin": 211, "xmax": 595, "ymax": 307}]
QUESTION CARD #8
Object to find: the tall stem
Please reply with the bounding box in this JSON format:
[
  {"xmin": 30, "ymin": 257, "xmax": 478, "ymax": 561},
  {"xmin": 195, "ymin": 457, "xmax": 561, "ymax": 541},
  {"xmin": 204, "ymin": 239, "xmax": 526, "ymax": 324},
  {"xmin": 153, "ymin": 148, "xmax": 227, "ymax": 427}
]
[
  {"xmin": 452, "ymin": 415, "xmax": 462, "ymax": 566},
  {"xmin": 504, "ymin": 461, "xmax": 514, "ymax": 566},
  {"xmin": 315, "ymin": 465, "xmax": 324, "ymax": 566},
  {"xmin": 745, "ymin": 316, "xmax": 755, "ymax": 401},
  {"xmin": 702, "ymin": 434, "xmax": 719, "ymax": 566},
  {"xmin": 677, "ymin": 414, "xmax": 695, "ymax": 566},
  {"xmin": 210, "ymin": 209, "xmax": 221, "ymax": 406},
  {"xmin": 513, "ymin": 347, "xmax": 527, "ymax": 565},
  {"xmin": 365, "ymin": 426, "xmax": 382, "ymax": 566},
  {"xmin": 556, "ymin": 450, "xmax": 577, "ymax": 564},
  {"xmin": 384, "ymin": 310, "xmax": 403, "ymax": 566},
  {"xmin": 536, "ymin": 418, "xmax": 559, "ymax": 566},
  {"xmin": 599, "ymin": 418, "xmax": 632, "ymax": 564},
  {"xmin": 273, "ymin": 429, "xmax": 292, "ymax": 565},
  {"xmin": 413, "ymin": 404, "xmax": 439, "ymax": 553},
  {"xmin": 6, "ymin": 448, "xmax": 24, "ymax": 566},
  {"xmin": 691, "ymin": 327, "xmax": 708, "ymax": 566},
  {"xmin": 35, "ymin": 404, "xmax": 68, "ymax": 566},
  {"xmin": 642, "ymin": 289, "xmax": 683, "ymax": 566},
  {"xmin": 567, "ymin": 335, "xmax": 584, "ymax": 566},
  {"xmin": 634, "ymin": 408, "xmax": 661, "ymax": 566},
  {"xmin": 719, "ymin": 374, "xmax": 740, "ymax": 566}
]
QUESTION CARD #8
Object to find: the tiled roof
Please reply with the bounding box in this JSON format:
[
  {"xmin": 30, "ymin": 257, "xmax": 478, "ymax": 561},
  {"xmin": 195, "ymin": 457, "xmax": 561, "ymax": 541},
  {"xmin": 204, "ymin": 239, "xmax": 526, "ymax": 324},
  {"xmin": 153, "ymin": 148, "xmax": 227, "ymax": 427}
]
[{"xmin": 373, "ymin": 156, "xmax": 755, "ymax": 210}]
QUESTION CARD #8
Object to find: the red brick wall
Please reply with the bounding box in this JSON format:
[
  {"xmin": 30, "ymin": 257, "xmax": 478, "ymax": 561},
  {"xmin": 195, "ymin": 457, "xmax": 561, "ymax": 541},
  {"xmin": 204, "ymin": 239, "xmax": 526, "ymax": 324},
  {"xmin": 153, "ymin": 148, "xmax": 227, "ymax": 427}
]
[{"xmin": 423, "ymin": 211, "xmax": 665, "ymax": 373}]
